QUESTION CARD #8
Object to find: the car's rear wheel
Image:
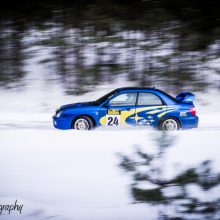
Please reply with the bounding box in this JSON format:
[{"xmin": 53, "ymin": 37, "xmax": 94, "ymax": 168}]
[
  {"xmin": 159, "ymin": 118, "xmax": 180, "ymax": 131},
  {"xmin": 72, "ymin": 116, "xmax": 94, "ymax": 130}
]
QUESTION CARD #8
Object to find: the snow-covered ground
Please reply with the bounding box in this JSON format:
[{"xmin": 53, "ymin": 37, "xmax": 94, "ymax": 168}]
[
  {"xmin": 0, "ymin": 84, "xmax": 220, "ymax": 219},
  {"xmin": 0, "ymin": 81, "xmax": 220, "ymax": 219},
  {"xmin": 0, "ymin": 114, "xmax": 220, "ymax": 219}
]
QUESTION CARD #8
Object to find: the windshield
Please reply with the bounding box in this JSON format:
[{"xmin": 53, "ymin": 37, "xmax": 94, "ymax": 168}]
[{"xmin": 94, "ymin": 89, "xmax": 117, "ymax": 105}]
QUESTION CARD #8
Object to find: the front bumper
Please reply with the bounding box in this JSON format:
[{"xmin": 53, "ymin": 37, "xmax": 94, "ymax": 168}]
[{"xmin": 52, "ymin": 116, "xmax": 72, "ymax": 130}]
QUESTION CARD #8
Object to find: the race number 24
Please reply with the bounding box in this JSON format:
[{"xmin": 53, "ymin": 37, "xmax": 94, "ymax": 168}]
[{"xmin": 106, "ymin": 115, "xmax": 120, "ymax": 126}]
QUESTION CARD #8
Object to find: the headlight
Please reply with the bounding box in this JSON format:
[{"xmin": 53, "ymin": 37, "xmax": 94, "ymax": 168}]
[{"xmin": 56, "ymin": 110, "xmax": 62, "ymax": 117}]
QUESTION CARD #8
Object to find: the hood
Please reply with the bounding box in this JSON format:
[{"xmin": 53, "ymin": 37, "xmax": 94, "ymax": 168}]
[{"xmin": 60, "ymin": 102, "xmax": 94, "ymax": 110}]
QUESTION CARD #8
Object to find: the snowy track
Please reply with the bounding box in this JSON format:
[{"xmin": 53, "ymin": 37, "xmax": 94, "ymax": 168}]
[
  {"xmin": 0, "ymin": 112, "xmax": 219, "ymax": 130},
  {"xmin": 0, "ymin": 112, "xmax": 220, "ymax": 219}
]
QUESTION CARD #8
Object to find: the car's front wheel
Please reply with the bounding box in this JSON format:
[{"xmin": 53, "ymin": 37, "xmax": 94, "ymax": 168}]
[
  {"xmin": 159, "ymin": 118, "xmax": 180, "ymax": 131},
  {"xmin": 72, "ymin": 116, "xmax": 94, "ymax": 130}
]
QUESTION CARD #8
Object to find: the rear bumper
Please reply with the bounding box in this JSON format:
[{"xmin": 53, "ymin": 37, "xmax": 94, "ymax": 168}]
[
  {"xmin": 180, "ymin": 116, "xmax": 199, "ymax": 129},
  {"xmin": 52, "ymin": 116, "xmax": 72, "ymax": 130}
]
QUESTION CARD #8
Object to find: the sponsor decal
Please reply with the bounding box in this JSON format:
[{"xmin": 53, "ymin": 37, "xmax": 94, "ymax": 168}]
[
  {"xmin": 180, "ymin": 111, "xmax": 187, "ymax": 116},
  {"xmin": 107, "ymin": 109, "xmax": 121, "ymax": 115}
]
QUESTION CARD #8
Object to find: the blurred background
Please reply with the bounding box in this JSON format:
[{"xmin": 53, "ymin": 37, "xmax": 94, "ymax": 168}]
[{"xmin": 0, "ymin": 0, "xmax": 220, "ymax": 115}]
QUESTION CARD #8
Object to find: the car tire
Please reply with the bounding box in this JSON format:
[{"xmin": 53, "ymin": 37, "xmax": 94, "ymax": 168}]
[
  {"xmin": 159, "ymin": 117, "xmax": 180, "ymax": 131},
  {"xmin": 72, "ymin": 116, "xmax": 94, "ymax": 130}
]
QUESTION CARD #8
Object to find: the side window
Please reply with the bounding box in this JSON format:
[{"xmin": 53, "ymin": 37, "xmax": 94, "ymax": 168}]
[
  {"xmin": 109, "ymin": 93, "xmax": 137, "ymax": 106},
  {"xmin": 137, "ymin": 93, "xmax": 162, "ymax": 105}
]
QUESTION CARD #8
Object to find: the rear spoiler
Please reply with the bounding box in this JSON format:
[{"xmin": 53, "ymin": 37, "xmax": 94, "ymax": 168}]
[{"xmin": 176, "ymin": 92, "xmax": 195, "ymax": 103}]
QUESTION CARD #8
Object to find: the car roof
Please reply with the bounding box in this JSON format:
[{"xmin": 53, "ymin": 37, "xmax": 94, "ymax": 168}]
[
  {"xmin": 115, "ymin": 87, "xmax": 161, "ymax": 92},
  {"xmin": 115, "ymin": 87, "xmax": 177, "ymax": 104}
]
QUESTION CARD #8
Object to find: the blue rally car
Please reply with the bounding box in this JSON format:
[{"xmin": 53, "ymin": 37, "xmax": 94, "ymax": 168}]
[{"xmin": 53, "ymin": 87, "xmax": 199, "ymax": 131}]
